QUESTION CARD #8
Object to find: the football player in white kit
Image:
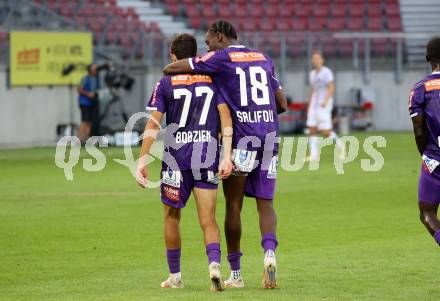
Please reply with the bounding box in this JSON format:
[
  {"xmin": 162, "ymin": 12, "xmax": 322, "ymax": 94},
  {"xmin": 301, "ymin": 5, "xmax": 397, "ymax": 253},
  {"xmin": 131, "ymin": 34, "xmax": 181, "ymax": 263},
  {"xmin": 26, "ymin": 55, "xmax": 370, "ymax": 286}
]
[{"xmin": 306, "ymin": 51, "xmax": 345, "ymax": 161}]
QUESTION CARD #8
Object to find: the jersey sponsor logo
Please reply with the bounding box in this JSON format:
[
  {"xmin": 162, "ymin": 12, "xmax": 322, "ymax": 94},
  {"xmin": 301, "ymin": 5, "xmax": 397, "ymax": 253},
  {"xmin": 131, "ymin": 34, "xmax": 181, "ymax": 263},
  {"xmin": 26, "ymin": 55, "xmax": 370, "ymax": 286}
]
[
  {"xmin": 422, "ymin": 155, "xmax": 440, "ymax": 174},
  {"xmin": 229, "ymin": 52, "xmax": 266, "ymax": 62},
  {"xmin": 424, "ymin": 79, "xmax": 440, "ymax": 91},
  {"xmin": 207, "ymin": 171, "xmax": 219, "ymax": 184},
  {"xmin": 267, "ymin": 155, "xmax": 278, "ymax": 179},
  {"xmin": 232, "ymin": 149, "xmax": 257, "ymax": 173},
  {"xmin": 162, "ymin": 170, "xmax": 181, "ymax": 188},
  {"xmin": 195, "ymin": 51, "xmax": 215, "ymax": 63},
  {"xmin": 151, "ymin": 81, "xmax": 160, "ymax": 105},
  {"xmin": 162, "ymin": 184, "xmax": 180, "ymax": 202},
  {"xmin": 171, "ymin": 74, "xmax": 212, "ymax": 86}
]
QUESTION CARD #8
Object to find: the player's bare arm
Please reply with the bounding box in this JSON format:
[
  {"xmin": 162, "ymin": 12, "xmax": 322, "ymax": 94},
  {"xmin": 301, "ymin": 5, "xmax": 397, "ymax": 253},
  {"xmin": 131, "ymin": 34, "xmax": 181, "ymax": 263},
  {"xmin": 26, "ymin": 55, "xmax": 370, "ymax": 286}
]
[
  {"xmin": 275, "ymin": 88, "xmax": 287, "ymax": 114},
  {"xmin": 411, "ymin": 114, "xmax": 427, "ymax": 156},
  {"xmin": 321, "ymin": 81, "xmax": 334, "ymax": 108},
  {"xmin": 218, "ymin": 103, "xmax": 233, "ymax": 179},
  {"xmin": 136, "ymin": 111, "xmax": 164, "ymax": 188},
  {"xmin": 163, "ymin": 59, "xmax": 194, "ymax": 75}
]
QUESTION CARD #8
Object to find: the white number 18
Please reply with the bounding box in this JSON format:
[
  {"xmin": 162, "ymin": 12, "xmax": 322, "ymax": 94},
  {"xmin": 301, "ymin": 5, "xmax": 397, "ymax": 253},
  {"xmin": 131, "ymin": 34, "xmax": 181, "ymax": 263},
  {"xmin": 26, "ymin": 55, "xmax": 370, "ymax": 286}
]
[{"xmin": 236, "ymin": 66, "xmax": 270, "ymax": 106}]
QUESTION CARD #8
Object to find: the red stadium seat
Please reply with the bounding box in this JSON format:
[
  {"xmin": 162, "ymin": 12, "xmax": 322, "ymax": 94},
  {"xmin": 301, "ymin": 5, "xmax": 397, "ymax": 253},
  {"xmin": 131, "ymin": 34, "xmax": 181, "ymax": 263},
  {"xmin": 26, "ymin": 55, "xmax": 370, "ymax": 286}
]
[
  {"xmin": 279, "ymin": 4, "xmax": 294, "ymax": 18},
  {"xmin": 313, "ymin": 5, "xmax": 329, "ymax": 17},
  {"xmin": 330, "ymin": 4, "xmax": 346, "ymax": 17},
  {"xmin": 189, "ymin": 18, "xmax": 203, "ymax": 29},
  {"xmin": 327, "ymin": 17, "xmax": 345, "ymax": 31},
  {"xmin": 266, "ymin": 4, "xmax": 279, "ymax": 18},
  {"xmin": 347, "ymin": 17, "xmax": 364, "ymax": 31},
  {"xmin": 295, "ymin": 3, "xmax": 312, "ymax": 17},
  {"xmin": 367, "ymin": 4, "xmax": 382, "ymax": 17},
  {"xmin": 218, "ymin": 4, "xmax": 231, "ymax": 19},
  {"xmin": 259, "ymin": 19, "xmax": 274, "ymax": 32},
  {"xmin": 348, "ymin": 4, "xmax": 364, "ymax": 17},
  {"xmin": 367, "ymin": 17, "xmax": 384, "ymax": 31},
  {"xmin": 388, "ymin": 17, "xmax": 402, "ymax": 31},
  {"xmin": 309, "ymin": 17, "xmax": 327, "ymax": 32},
  {"xmin": 249, "ymin": 5, "xmax": 264, "ymax": 18},
  {"xmin": 275, "ymin": 19, "xmax": 292, "ymax": 32},
  {"xmin": 242, "ymin": 19, "xmax": 258, "ymax": 32},
  {"xmin": 291, "ymin": 18, "xmax": 307, "ymax": 31},
  {"xmin": 385, "ymin": 4, "xmax": 400, "ymax": 17},
  {"xmin": 201, "ymin": 4, "xmax": 216, "ymax": 18},
  {"xmin": 166, "ymin": 3, "xmax": 180, "ymax": 15}
]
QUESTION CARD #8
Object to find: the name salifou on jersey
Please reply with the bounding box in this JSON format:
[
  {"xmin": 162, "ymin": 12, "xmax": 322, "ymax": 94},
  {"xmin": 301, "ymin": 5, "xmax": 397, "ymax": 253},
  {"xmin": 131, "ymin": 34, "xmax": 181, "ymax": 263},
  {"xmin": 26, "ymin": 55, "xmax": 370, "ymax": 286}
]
[
  {"xmin": 422, "ymin": 155, "xmax": 440, "ymax": 174},
  {"xmin": 236, "ymin": 110, "xmax": 274, "ymax": 123}
]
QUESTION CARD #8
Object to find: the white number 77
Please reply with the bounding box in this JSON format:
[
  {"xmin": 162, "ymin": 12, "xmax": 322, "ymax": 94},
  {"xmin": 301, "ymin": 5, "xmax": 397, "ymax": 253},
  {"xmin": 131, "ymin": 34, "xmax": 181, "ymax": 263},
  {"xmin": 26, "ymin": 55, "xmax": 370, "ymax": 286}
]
[{"xmin": 173, "ymin": 86, "xmax": 213, "ymax": 127}]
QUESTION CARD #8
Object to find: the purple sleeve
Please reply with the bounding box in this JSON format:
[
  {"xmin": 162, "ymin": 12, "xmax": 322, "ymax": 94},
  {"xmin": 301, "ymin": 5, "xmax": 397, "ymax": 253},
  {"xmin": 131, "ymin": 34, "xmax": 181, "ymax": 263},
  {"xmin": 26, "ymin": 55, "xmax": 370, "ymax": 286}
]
[
  {"xmin": 146, "ymin": 78, "xmax": 167, "ymax": 113},
  {"xmin": 408, "ymin": 85, "xmax": 425, "ymax": 117},
  {"xmin": 269, "ymin": 59, "xmax": 282, "ymax": 92},
  {"xmin": 189, "ymin": 51, "xmax": 226, "ymax": 74}
]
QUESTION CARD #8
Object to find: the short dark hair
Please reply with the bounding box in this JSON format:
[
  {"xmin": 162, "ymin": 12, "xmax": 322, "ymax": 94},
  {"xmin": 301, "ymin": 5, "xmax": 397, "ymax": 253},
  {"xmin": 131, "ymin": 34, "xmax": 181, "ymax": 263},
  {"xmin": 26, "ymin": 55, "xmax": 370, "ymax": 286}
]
[
  {"xmin": 208, "ymin": 20, "xmax": 237, "ymax": 40},
  {"xmin": 170, "ymin": 34, "xmax": 197, "ymax": 60},
  {"xmin": 426, "ymin": 37, "xmax": 440, "ymax": 66}
]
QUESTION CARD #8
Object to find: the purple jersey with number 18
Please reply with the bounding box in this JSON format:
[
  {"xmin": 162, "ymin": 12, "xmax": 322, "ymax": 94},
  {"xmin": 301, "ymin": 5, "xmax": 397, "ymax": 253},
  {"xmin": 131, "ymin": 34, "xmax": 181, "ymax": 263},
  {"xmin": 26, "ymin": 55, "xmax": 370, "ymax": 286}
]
[{"xmin": 189, "ymin": 45, "xmax": 282, "ymax": 151}]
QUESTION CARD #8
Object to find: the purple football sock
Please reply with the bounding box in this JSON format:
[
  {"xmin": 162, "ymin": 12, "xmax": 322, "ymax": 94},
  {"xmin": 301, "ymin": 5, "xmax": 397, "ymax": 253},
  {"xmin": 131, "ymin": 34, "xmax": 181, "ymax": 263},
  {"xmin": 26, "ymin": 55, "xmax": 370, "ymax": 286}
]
[
  {"xmin": 261, "ymin": 232, "xmax": 278, "ymax": 253},
  {"xmin": 206, "ymin": 243, "xmax": 221, "ymax": 264},
  {"xmin": 166, "ymin": 249, "xmax": 181, "ymax": 274},
  {"xmin": 434, "ymin": 230, "xmax": 440, "ymax": 245},
  {"xmin": 227, "ymin": 252, "xmax": 242, "ymax": 271}
]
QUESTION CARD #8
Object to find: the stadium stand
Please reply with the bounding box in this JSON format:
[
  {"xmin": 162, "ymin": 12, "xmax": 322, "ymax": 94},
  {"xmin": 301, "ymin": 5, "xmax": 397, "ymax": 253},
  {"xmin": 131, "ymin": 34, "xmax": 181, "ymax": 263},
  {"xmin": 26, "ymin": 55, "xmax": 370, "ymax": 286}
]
[
  {"xmin": 162, "ymin": 0, "xmax": 403, "ymax": 57},
  {"xmin": 31, "ymin": 0, "xmax": 159, "ymax": 59},
  {"xmin": 399, "ymin": 0, "xmax": 440, "ymax": 63}
]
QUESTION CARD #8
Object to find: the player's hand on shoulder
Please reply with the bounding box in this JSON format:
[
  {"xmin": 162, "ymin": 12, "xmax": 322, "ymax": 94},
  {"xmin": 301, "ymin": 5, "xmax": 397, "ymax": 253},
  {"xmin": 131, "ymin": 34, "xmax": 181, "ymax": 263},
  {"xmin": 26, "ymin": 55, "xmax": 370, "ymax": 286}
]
[
  {"xmin": 218, "ymin": 157, "xmax": 233, "ymax": 180},
  {"xmin": 136, "ymin": 162, "xmax": 148, "ymax": 188}
]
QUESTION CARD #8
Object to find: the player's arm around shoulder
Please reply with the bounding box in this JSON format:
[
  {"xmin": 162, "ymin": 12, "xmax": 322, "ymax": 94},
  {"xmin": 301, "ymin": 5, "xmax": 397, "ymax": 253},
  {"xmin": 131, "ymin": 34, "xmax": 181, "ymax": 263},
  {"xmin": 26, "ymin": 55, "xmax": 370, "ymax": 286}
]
[
  {"xmin": 217, "ymin": 103, "xmax": 233, "ymax": 179},
  {"xmin": 163, "ymin": 58, "xmax": 194, "ymax": 75}
]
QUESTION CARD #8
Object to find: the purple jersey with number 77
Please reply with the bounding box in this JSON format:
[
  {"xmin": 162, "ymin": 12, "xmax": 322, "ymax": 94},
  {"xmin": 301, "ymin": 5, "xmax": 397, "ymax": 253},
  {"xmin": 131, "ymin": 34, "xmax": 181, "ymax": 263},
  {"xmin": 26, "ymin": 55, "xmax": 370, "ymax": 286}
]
[{"xmin": 188, "ymin": 45, "xmax": 282, "ymax": 152}]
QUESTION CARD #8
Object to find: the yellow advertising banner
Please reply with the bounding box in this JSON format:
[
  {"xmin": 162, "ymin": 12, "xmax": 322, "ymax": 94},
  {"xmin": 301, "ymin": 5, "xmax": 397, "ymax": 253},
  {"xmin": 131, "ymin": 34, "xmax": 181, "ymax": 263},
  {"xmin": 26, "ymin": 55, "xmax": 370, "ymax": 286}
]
[{"xmin": 10, "ymin": 31, "xmax": 93, "ymax": 86}]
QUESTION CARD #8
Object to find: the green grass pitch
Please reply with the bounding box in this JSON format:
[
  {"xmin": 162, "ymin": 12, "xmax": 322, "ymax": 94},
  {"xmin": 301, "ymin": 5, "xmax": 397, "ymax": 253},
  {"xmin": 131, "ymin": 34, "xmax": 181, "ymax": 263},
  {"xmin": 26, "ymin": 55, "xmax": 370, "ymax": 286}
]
[{"xmin": 1, "ymin": 132, "xmax": 440, "ymax": 301}]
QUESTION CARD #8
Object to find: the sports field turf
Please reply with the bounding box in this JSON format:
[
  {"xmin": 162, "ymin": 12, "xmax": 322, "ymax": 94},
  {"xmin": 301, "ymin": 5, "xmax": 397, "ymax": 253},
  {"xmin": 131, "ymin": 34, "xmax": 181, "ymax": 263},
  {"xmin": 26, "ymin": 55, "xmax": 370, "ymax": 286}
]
[{"xmin": 1, "ymin": 132, "xmax": 439, "ymax": 301}]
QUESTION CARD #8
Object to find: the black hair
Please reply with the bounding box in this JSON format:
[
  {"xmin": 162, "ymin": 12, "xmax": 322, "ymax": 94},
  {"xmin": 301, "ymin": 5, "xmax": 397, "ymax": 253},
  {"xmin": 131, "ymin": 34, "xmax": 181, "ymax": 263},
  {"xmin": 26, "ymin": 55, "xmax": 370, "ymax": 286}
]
[
  {"xmin": 170, "ymin": 33, "xmax": 197, "ymax": 60},
  {"xmin": 426, "ymin": 37, "xmax": 440, "ymax": 68},
  {"xmin": 208, "ymin": 20, "xmax": 237, "ymax": 40}
]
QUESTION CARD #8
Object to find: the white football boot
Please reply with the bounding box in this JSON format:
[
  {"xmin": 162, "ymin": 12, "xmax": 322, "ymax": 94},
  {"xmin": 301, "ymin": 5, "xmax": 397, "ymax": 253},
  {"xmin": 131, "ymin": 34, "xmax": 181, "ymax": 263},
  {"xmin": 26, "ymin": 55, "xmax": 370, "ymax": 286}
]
[
  {"xmin": 224, "ymin": 272, "xmax": 244, "ymax": 288},
  {"xmin": 262, "ymin": 250, "xmax": 277, "ymax": 289},
  {"xmin": 209, "ymin": 262, "xmax": 225, "ymax": 292},
  {"xmin": 160, "ymin": 273, "xmax": 184, "ymax": 288}
]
